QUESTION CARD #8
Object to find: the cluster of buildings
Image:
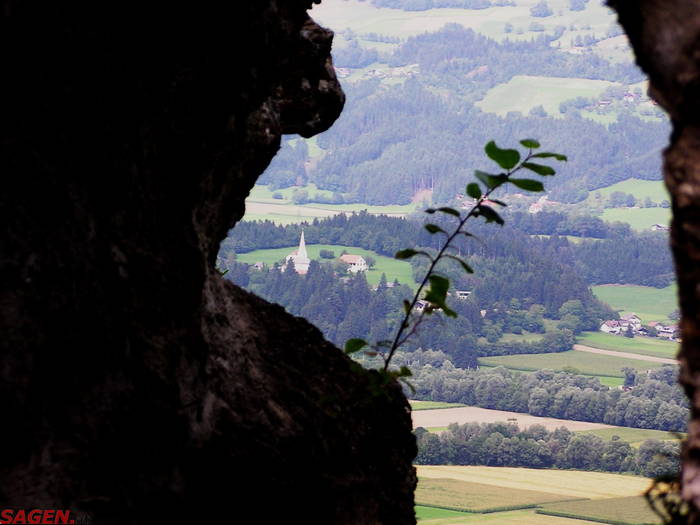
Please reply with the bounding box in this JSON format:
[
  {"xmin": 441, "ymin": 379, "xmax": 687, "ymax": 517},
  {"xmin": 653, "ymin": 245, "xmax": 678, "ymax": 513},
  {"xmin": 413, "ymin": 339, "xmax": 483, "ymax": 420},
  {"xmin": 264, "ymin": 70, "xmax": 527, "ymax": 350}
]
[
  {"xmin": 252, "ymin": 231, "xmax": 370, "ymax": 276},
  {"xmin": 600, "ymin": 313, "xmax": 679, "ymax": 341}
]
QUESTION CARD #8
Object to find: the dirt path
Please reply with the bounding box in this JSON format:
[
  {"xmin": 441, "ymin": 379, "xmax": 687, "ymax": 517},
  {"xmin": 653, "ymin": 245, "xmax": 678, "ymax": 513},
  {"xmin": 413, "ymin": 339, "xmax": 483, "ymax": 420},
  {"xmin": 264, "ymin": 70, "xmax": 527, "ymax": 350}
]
[
  {"xmin": 412, "ymin": 406, "xmax": 613, "ymax": 431},
  {"xmin": 573, "ymin": 344, "xmax": 678, "ymax": 365}
]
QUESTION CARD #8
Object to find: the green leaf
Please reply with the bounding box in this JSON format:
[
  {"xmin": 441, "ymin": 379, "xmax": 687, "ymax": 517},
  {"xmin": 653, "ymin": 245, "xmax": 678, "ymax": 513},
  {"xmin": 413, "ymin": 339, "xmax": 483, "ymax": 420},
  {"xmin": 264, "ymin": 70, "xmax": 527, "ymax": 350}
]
[
  {"xmin": 395, "ymin": 249, "xmax": 419, "ymax": 260},
  {"xmin": 424, "ymin": 275, "xmax": 457, "ymax": 317},
  {"xmin": 520, "ymin": 139, "xmax": 541, "ymax": 149},
  {"xmin": 425, "ymin": 224, "xmax": 446, "ymax": 235},
  {"xmin": 485, "ymin": 140, "xmax": 520, "ymax": 170},
  {"xmin": 522, "ymin": 162, "xmax": 556, "ymax": 176},
  {"xmin": 475, "ymin": 170, "xmax": 507, "ymax": 190},
  {"xmin": 344, "ymin": 338, "xmax": 367, "ymax": 355},
  {"xmin": 403, "ymin": 299, "xmax": 411, "ymax": 314},
  {"xmin": 510, "ymin": 178, "xmax": 545, "ymax": 192},
  {"xmin": 437, "ymin": 207, "xmax": 461, "ymax": 217},
  {"xmin": 477, "ymin": 205, "xmax": 504, "ymax": 225},
  {"xmin": 398, "ymin": 366, "xmax": 412, "ymax": 378},
  {"xmin": 446, "ymin": 254, "xmax": 474, "ymax": 274},
  {"xmin": 532, "ymin": 152, "xmax": 567, "ymax": 161},
  {"xmin": 466, "ymin": 183, "xmax": 482, "ymax": 199}
]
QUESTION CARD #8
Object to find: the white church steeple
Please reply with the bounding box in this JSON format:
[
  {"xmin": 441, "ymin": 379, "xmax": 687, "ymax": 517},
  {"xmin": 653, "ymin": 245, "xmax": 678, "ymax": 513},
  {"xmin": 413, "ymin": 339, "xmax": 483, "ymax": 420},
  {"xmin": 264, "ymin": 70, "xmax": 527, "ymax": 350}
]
[{"xmin": 284, "ymin": 229, "xmax": 310, "ymax": 274}]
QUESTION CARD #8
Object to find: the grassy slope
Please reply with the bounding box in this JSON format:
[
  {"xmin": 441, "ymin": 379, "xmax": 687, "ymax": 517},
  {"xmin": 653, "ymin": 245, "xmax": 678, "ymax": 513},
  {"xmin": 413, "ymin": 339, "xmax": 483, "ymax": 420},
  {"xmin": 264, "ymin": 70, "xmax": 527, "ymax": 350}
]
[
  {"xmin": 578, "ymin": 332, "xmax": 678, "ymax": 359},
  {"xmin": 478, "ymin": 350, "xmax": 666, "ymax": 378},
  {"xmin": 591, "ymin": 284, "xmax": 678, "ymax": 323},
  {"xmin": 236, "ymin": 244, "xmax": 415, "ymax": 288},
  {"xmin": 476, "ymin": 75, "xmax": 618, "ymax": 117},
  {"xmin": 538, "ymin": 496, "xmax": 661, "ymax": 525}
]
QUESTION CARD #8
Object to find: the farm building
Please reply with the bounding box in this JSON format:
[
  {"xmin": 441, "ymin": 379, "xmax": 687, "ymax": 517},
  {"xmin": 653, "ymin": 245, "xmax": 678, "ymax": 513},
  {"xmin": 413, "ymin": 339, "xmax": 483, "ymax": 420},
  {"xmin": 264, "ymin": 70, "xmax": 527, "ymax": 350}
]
[{"xmin": 339, "ymin": 254, "xmax": 368, "ymax": 273}]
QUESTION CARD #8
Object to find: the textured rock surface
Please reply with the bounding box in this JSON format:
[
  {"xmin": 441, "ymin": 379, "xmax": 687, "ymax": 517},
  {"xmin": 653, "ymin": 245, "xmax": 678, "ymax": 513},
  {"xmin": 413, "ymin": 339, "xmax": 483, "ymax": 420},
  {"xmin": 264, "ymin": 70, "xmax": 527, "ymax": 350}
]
[
  {"xmin": 608, "ymin": 1, "xmax": 700, "ymax": 520},
  {"xmin": 0, "ymin": 1, "xmax": 416, "ymax": 523}
]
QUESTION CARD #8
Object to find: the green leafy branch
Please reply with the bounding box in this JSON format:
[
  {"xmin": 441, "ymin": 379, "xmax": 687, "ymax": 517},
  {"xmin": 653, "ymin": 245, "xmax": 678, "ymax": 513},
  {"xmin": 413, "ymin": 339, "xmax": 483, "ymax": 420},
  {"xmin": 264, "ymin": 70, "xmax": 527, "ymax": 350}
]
[{"xmin": 345, "ymin": 139, "xmax": 566, "ymax": 380}]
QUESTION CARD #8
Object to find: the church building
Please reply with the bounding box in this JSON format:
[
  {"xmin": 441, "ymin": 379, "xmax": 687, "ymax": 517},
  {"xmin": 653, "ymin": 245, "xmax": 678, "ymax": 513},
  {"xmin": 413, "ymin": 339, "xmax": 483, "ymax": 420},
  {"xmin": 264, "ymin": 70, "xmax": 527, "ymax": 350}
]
[{"xmin": 284, "ymin": 231, "xmax": 311, "ymax": 275}]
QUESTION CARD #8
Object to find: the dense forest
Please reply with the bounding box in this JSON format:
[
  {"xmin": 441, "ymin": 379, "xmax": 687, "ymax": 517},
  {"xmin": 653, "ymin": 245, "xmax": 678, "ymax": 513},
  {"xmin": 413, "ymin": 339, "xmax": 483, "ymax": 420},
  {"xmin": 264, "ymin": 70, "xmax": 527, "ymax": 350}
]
[{"xmin": 223, "ymin": 213, "xmax": 674, "ymax": 289}]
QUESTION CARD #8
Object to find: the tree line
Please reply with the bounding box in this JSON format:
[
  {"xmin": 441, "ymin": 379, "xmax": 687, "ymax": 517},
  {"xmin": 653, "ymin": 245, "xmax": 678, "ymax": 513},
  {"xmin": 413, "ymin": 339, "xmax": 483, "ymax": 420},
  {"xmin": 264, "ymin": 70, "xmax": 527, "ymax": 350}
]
[
  {"xmin": 398, "ymin": 350, "xmax": 688, "ymax": 432},
  {"xmin": 415, "ymin": 422, "xmax": 679, "ymax": 477}
]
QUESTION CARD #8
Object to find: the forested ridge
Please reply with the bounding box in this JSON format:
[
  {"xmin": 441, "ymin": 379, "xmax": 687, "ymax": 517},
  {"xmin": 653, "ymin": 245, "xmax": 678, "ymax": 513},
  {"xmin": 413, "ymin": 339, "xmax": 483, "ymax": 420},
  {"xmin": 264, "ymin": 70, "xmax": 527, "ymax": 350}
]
[
  {"xmin": 224, "ymin": 212, "xmax": 673, "ymax": 289},
  {"xmin": 262, "ymin": 24, "xmax": 669, "ymax": 205}
]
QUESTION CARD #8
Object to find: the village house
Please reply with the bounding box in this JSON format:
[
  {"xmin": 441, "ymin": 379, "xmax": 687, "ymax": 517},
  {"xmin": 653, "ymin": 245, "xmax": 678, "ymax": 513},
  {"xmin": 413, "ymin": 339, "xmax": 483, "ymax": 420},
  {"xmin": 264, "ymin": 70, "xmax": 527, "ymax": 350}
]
[
  {"xmin": 657, "ymin": 324, "xmax": 679, "ymax": 339},
  {"xmin": 620, "ymin": 313, "xmax": 642, "ymax": 331},
  {"xmin": 339, "ymin": 254, "xmax": 368, "ymax": 273},
  {"xmin": 600, "ymin": 320, "xmax": 622, "ymax": 334}
]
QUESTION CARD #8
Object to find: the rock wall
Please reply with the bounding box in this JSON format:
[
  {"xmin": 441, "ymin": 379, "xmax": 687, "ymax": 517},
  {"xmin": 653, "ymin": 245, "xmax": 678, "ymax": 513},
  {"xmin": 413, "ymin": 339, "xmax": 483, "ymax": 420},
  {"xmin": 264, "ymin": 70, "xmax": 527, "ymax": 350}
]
[
  {"xmin": 608, "ymin": 1, "xmax": 700, "ymax": 521},
  {"xmin": 0, "ymin": 1, "xmax": 416, "ymax": 523}
]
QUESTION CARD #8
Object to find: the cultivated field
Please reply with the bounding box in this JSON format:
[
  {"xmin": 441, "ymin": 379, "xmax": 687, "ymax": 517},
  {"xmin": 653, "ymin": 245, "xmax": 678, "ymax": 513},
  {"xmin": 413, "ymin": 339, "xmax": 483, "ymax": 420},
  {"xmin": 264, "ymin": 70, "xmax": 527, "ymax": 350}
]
[
  {"xmin": 601, "ymin": 207, "xmax": 671, "ymax": 231},
  {"xmin": 591, "ymin": 284, "xmax": 678, "ymax": 323},
  {"xmin": 416, "ymin": 466, "xmax": 652, "ymax": 500},
  {"xmin": 411, "ymin": 406, "xmax": 613, "ymax": 432},
  {"xmin": 236, "ymin": 244, "xmax": 415, "ymax": 288},
  {"xmin": 416, "ymin": 507, "xmax": 602, "ymax": 524},
  {"xmin": 243, "ymin": 184, "xmax": 419, "ymax": 224},
  {"xmin": 414, "ymin": 466, "xmax": 658, "ymax": 524},
  {"xmin": 476, "ymin": 75, "xmax": 618, "ymax": 117},
  {"xmin": 478, "ymin": 350, "xmax": 666, "ymax": 378},
  {"xmin": 416, "ymin": 477, "xmax": 577, "ymax": 512},
  {"xmin": 314, "ymin": 0, "xmax": 617, "ymax": 45},
  {"xmin": 578, "ymin": 331, "xmax": 678, "ymax": 359},
  {"xmin": 538, "ymin": 496, "xmax": 660, "ymax": 524}
]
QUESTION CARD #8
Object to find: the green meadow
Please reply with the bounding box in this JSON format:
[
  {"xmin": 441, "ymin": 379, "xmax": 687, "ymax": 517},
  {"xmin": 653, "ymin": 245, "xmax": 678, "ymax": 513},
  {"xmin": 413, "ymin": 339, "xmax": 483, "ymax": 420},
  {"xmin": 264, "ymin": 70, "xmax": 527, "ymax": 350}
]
[
  {"xmin": 236, "ymin": 244, "xmax": 415, "ymax": 289},
  {"xmin": 578, "ymin": 331, "xmax": 678, "ymax": 359},
  {"xmin": 476, "ymin": 75, "xmax": 618, "ymax": 117},
  {"xmin": 478, "ymin": 350, "xmax": 666, "ymax": 378},
  {"xmin": 601, "ymin": 206, "xmax": 671, "ymax": 231},
  {"xmin": 591, "ymin": 284, "xmax": 678, "ymax": 323},
  {"xmin": 411, "ymin": 401, "xmax": 467, "ymax": 411},
  {"xmin": 592, "ymin": 178, "xmax": 669, "ymax": 204},
  {"xmin": 577, "ymin": 427, "xmax": 683, "ymax": 447}
]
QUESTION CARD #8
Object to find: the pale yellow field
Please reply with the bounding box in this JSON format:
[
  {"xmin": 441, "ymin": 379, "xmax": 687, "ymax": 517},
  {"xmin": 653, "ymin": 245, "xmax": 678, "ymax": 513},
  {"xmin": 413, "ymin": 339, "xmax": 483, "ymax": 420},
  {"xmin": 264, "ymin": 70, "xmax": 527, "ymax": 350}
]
[
  {"xmin": 412, "ymin": 405, "xmax": 612, "ymax": 432},
  {"xmin": 416, "ymin": 466, "xmax": 652, "ymax": 500},
  {"xmin": 419, "ymin": 509, "xmax": 601, "ymax": 524}
]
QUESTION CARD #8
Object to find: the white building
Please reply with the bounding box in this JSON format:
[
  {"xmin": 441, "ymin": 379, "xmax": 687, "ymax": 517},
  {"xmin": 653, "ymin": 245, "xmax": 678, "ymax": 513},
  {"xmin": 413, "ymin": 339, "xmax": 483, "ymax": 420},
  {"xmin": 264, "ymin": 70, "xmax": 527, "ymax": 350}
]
[
  {"xmin": 284, "ymin": 231, "xmax": 311, "ymax": 275},
  {"xmin": 339, "ymin": 254, "xmax": 368, "ymax": 273}
]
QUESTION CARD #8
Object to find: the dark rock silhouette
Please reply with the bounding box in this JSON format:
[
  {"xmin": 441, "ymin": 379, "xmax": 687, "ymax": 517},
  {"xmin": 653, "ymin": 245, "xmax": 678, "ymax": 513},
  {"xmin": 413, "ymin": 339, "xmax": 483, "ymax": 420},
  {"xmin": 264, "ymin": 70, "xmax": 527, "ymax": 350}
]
[
  {"xmin": 0, "ymin": 1, "xmax": 416, "ymax": 523},
  {"xmin": 609, "ymin": 1, "xmax": 700, "ymax": 520}
]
